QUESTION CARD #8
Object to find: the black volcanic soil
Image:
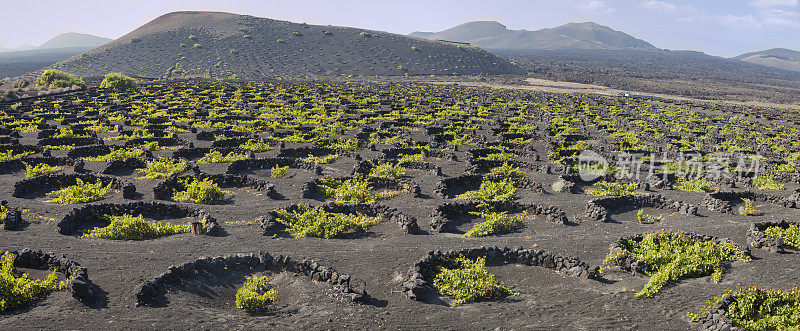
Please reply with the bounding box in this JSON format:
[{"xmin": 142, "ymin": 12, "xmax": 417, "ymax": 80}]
[
  {"xmin": 46, "ymin": 11, "xmax": 518, "ymax": 79},
  {"xmin": 1, "ymin": 80, "xmax": 800, "ymax": 330}
]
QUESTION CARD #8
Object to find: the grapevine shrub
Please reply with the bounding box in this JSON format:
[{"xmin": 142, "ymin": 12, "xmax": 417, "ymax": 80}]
[
  {"xmin": 137, "ymin": 158, "xmax": 188, "ymax": 179},
  {"xmin": 691, "ymin": 286, "xmax": 800, "ymax": 330},
  {"xmin": 273, "ymin": 204, "xmax": 381, "ymax": 238},
  {"xmin": 464, "ymin": 210, "xmax": 525, "ymax": 238},
  {"xmin": 764, "ymin": 225, "xmax": 800, "ymax": 250},
  {"xmin": 432, "ymin": 256, "xmax": 517, "ymax": 306},
  {"xmin": 0, "ymin": 251, "xmax": 69, "ymax": 312},
  {"xmin": 172, "ymin": 178, "xmax": 228, "ymax": 204},
  {"xmin": 602, "ymin": 230, "xmax": 750, "ymax": 297},
  {"xmin": 45, "ymin": 179, "xmax": 113, "ymax": 204},
  {"xmin": 235, "ymin": 276, "xmax": 276, "ymax": 313},
  {"xmin": 83, "ymin": 214, "xmax": 191, "ymax": 240},
  {"xmin": 456, "ymin": 178, "xmax": 516, "ymax": 201}
]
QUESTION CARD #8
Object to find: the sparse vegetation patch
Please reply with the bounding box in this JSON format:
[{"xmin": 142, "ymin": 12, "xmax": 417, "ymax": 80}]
[
  {"xmin": 44, "ymin": 179, "xmax": 113, "ymax": 204},
  {"xmin": 99, "ymin": 73, "xmax": 136, "ymax": 89},
  {"xmin": 0, "ymin": 251, "xmax": 70, "ymax": 312},
  {"xmin": 315, "ymin": 176, "xmax": 402, "ymax": 204},
  {"xmin": 431, "ymin": 256, "xmax": 517, "ymax": 306},
  {"xmin": 172, "ymin": 178, "xmax": 228, "ymax": 204},
  {"xmin": 602, "ymin": 230, "xmax": 750, "ymax": 297},
  {"xmin": 690, "ymin": 286, "xmax": 800, "ymax": 330},
  {"xmin": 23, "ymin": 162, "xmax": 61, "ymax": 177},
  {"xmin": 82, "ymin": 214, "xmax": 191, "ymax": 240},
  {"xmin": 456, "ymin": 178, "xmax": 516, "ymax": 201},
  {"xmin": 235, "ymin": 275, "xmax": 276, "ymax": 314},
  {"xmin": 137, "ymin": 158, "xmax": 188, "ymax": 179},
  {"xmin": 274, "ymin": 204, "xmax": 381, "ymax": 238},
  {"xmin": 764, "ymin": 224, "xmax": 800, "ymax": 250}
]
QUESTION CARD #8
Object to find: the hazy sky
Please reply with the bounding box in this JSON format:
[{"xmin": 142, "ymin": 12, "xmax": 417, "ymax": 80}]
[{"xmin": 1, "ymin": 0, "xmax": 799, "ymax": 57}]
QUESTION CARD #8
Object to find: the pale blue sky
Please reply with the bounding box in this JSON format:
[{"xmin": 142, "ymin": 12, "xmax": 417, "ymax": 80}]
[{"xmin": 1, "ymin": 0, "xmax": 798, "ymax": 57}]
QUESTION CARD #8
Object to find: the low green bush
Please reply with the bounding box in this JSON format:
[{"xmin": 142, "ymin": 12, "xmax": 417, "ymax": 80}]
[
  {"xmin": 137, "ymin": 158, "xmax": 188, "ymax": 179},
  {"xmin": 368, "ymin": 132, "xmax": 398, "ymax": 145},
  {"xmin": 777, "ymin": 162, "xmax": 797, "ymax": 172},
  {"xmin": 45, "ymin": 179, "xmax": 112, "ymax": 204},
  {"xmin": 83, "ymin": 148, "xmax": 143, "ymax": 162},
  {"xmin": 602, "ymin": 230, "xmax": 750, "ymax": 297},
  {"xmin": 316, "ymin": 176, "xmax": 401, "ymax": 204},
  {"xmin": 368, "ymin": 160, "xmax": 405, "ymax": 178},
  {"xmin": 456, "ymin": 178, "xmax": 516, "ymax": 201},
  {"xmin": 0, "ymin": 251, "xmax": 70, "ymax": 312},
  {"xmin": 690, "ymin": 286, "xmax": 800, "ymax": 330},
  {"xmin": 0, "ymin": 150, "xmax": 33, "ymax": 162},
  {"xmin": 36, "ymin": 69, "xmax": 86, "ymax": 89},
  {"xmin": 316, "ymin": 138, "xmax": 357, "ymax": 151},
  {"xmin": 139, "ymin": 141, "xmax": 162, "ymax": 151},
  {"xmin": 106, "ymin": 129, "xmax": 163, "ymax": 141},
  {"xmin": 764, "ymin": 224, "xmax": 800, "ymax": 250},
  {"xmin": 302, "ymin": 154, "xmax": 338, "ymax": 164},
  {"xmin": 44, "ymin": 144, "xmax": 74, "ymax": 151},
  {"xmin": 636, "ymin": 210, "xmax": 662, "ymax": 224},
  {"xmin": 464, "ymin": 210, "xmax": 525, "ymax": 238},
  {"xmin": 739, "ymin": 198, "xmax": 765, "ymax": 216},
  {"xmin": 752, "ymin": 174, "xmax": 784, "ymax": 190},
  {"xmin": 99, "ymin": 73, "xmax": 136, "ymax": 89},
  {"xmin": 269, "ymin": 165, "xmax": 288, "ymax": 179},
  {"xmin": 398, "ymin": 153, "xmax": 424, "ymax": 163},
  {"xmin": 446, "ymin": 135, "xmax": 472, "ymax": 145},
  {"xmin": 52, "ymin": 129, "xmax": 88, "ymax": 138},
  {"xmin": 235, "ymin": 275, "xmax": 276, "ymax": 313},
  {"xmin": 23, "ymin": 162, "xmax": 61, "ymax": 177},
  {"xmin": 489, "ymin": 163, "xmax": 525, "ymax": 178},
  {"xmin": 586, "ymin": 181, "xmax": 638, "ymax": 196},
  {"xmin": 240, "ymin": 139, "xmax": 273, "ymax": 152},
  {"xmin": 479, "ymin": 150, "xmax": 516, "ymax": 161},
  {"xmin": 432, "ymin": 256, "xmax": 517, "ymax": 306},
  {"xmin": 83, "ymin": 214, "xmax": 191, "ymax": 240},
  {"xmin": 676, "ymin": 177, "xmax": 717, "ymax": 193},
  {"xmin": 172, "ymin": 178, "xmax": 228, "ymax": 204},
  {"xmin": 198, "ymin": 150, "xmax": 249, "ymax": 163},
  {"xmin": 274, "ymin": 204, "xmax": 381, "ymax": 238}
]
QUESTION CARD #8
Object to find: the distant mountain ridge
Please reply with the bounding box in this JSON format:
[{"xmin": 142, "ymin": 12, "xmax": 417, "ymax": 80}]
[
  {"xmin": 0, "ymin": 33, "xmax": 111, "ymax": 53},
  {"xmin": 0, "ymin": 33, "xmax": 113, "ymax": 78},
  {"xmin": 734, "ymin": 48, "xmax": 800, "ymax": 72},
  {"xmin": 410, "ymin": 21, "xmax": 657, "ymax": 50},
  {"xmin": 37, "ymin": 32, "xmax": 112, "ymax": 50},
  {"xmin": 47, "ymin": 11, "xmax": 518, "ymax": 79}
]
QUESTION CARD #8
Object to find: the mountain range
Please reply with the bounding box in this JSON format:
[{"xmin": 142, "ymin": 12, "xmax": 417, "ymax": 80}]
[
  {"xmin": 2, "ymin": 13, "xmax": 798, "ymax": 82},
  {"xmin": 410, "ymin": 21, "xmax": 656, "ymax": 50},
  {"xmin": 412, "ymin": 20, "xmax": 800, "ymax": 73}
]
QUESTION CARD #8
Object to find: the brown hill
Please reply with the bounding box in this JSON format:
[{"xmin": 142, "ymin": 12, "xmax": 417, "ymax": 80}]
[
  {"xmin": 734, "ymin": 48, "xmax": 800, "ymax": 73},
  {"xmin": 47, "ymin": 11, "xmax": 518, "ymax": 79}
]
